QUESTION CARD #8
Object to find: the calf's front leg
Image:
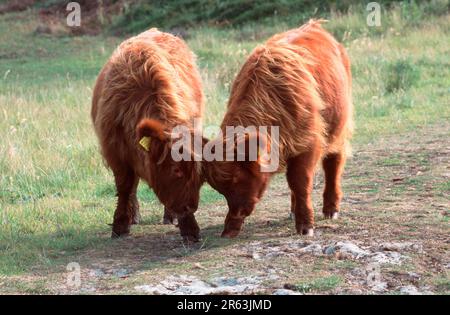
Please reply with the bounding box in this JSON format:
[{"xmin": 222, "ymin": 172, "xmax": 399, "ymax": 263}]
[
  {"xmin": 221, "ymin": 210, "xmax": 246, "ymax": 238},
  {"xmin": 177, "ymin": 212, "xmax": 200, "ymax": 243},
  {"xmin": 162, "ymin": 207, "xmax": 175, "ymax": 225},
  {"xmin": 111, "ymin": 168, "xmax": 138, "ymax": 238}
]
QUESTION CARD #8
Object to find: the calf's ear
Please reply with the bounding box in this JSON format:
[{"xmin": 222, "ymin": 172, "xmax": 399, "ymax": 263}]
[
  {"xmin": 137, "ymin": 119, "xmax": 171, "ymax": 162},
  {"xmin": 137, "ymin": 119, "xmax": 169, "ymax": 142}
]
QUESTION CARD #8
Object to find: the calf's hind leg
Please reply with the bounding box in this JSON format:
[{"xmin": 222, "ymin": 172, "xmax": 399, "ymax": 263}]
[
  {"xmin": 322, "ymin": 151, "xmax": 346, "ymax": 219},
  {"xmin": 286, "ymin": 143, "xmax": 321, "ymax": 236},
  {"xmin": 289, "ymin": 192, "xmax": 296, "ymax": 220}
]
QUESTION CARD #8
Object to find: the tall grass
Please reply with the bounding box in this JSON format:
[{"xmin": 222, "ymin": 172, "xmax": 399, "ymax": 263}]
[{"xmin": 110, "ymin": 0, "xmax": 449, "ymax": 35}]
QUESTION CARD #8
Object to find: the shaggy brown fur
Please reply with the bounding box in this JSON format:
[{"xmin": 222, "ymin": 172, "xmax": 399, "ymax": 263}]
[
  {"xmin": 92, "ymin": 28, "xmax": 204, "ymax": 241},
  {"xmin": 203, "ymin": 20, "xmax": 353, "ymax": 237}
]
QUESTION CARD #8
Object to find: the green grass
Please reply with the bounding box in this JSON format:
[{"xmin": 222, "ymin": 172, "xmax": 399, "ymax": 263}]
[
  {"xmin": 0, "ymin": 2, "xmax": 449, "ymax": 277},
  {"xmin": 433, "ymin": 276, "xmax": 450, "ymax": 293},
  {"xmin": 294, "ymin": 275, "xmax": 343, "ymax": 293},
  {"xmin": 384, "ymin": 58, "xmax": 421, "ymax": 93}
]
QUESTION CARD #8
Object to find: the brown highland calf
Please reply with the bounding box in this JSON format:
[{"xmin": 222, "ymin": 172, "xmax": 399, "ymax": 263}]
[
  {"xmin": 92, "ymin": 28, "xmax": 204, "ymax": 241},
  {"xmin": 203, "ymin": 20, "xmax": 353, "ymax": 237}
]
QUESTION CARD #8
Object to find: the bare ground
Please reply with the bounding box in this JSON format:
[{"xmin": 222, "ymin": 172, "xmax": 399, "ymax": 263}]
[{"xmin": 1, "ymin": 122, "xmax": 449, "ymax": 294}]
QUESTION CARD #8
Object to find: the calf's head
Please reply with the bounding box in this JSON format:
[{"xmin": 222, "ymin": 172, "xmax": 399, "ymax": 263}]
[
  {"xmin": 137, "ymin": 118, "xmax": 205, "ymax": 241},
  {"xmin": 204, "ymin": 133, "xmax": 271, "ymax": 238}
]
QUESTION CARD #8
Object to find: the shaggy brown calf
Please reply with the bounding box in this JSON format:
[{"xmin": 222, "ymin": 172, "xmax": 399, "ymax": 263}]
[
  {"xmin": 92, "ymin": 28, "xmax": 204, "ymax": 241},
  {"xmin": 203, "ymin": 20, "xmax": 353, "ymax": 237}
]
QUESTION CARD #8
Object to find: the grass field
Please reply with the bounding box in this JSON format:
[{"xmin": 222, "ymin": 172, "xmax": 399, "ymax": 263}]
[{"xmin": 0, "ymin": 2, "xmax": 449, "ymax": 294}]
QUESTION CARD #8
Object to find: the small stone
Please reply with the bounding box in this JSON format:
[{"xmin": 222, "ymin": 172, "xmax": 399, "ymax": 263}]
[
  {"xmin": 299, "ymin": 243, "xmax": 323, "ymax": 256},
  {"xmin": 323, "ymin": 246, "xmax": 336, "ymax": 255},
  {"xmin": 283, "ymin": 283, "xmax": 297, "ymax": 291},
  {"xmin": 252, "ymin": 252, "xmax": 262, "ymax": 260},
  {"xmin": 113, "ymin": 268, "xmax": 130, "ymax": 278},
  {"xmin": 88, "ymin": 269, "xmax": 105, "ymax": 278},
  {"xmin": 370, "ymin": 281, "xmax": 388, "ymax": 292},
  {"xmin": 369, "ymin": 251, "xmax": 406, "ymax": 265},
  {"xmin": 334, "ymin": 241, "xmax": 370, "ymax": 258},
  {"xmin": 380, "ymin": 241, "xmax": 415, "ymax": 251},
  {"xmin": 406, "ymin": 272, "xmax": 421, "ymax": 279},
  {"xmin": 273, "ymin": 289, "xmax": 302, "ymax": 295},
  {"xmin": 399, "ymin": 285, "xmax": 421, "ymax": 295}
]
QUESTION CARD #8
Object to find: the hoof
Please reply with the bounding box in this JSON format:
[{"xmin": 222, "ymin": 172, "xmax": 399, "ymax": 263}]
[
  {"xmin": 162, "ymin": 217, "xmax": 174, "ymax": 225},
  {"xmin": 222, "ymin": 216, "xmax": 244, "ymax": 239},
  {"xmin": 131, "ymin": 215, "xmax": 141, "ymax": 225},
  {"xmin": 221, "ymin": 229, "xmax": 240, "ymax": 238},
  {"xmin": 182, "ymin": 234, "xmax": 201, "ymax": 243},
  {"xmin": 111, "ymin": 230, "xmax": 130, "ymax": 238},
  {"xmin": 163, "ymin": 211, "xmax": 176, "ymax": 225},
  {"xmin": 111, "ymin": 224, "xmax": 131, "ymax": 238},
  {"xmin": 178, "ymin": 213, "xmax": 200, "ymax": 243},
  {"xmin": 324, "ymin": 211, "xmax": 339, "ymax": 220},
  {"xmin": 296, "ymin": 226, "xmax": 314, "ymax": 237},
  {"xmin": 163, "ymin": 207, "xmax": 175, "ymax": 225}
]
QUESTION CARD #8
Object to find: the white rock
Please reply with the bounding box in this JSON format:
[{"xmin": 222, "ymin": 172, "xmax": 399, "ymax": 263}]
[
  {"xmin": 369, "ymin": 251, "xmax": 406, "ymax": 265},
  {"xmin": 400, "ymin": 285, "xmax": 421, "ymax": 295},
  {"xmin": 135, "ymin": 275, "xmax": 262, "ymax": 295},
  {"xmin": 369, "ymin": 281, "xmax": 388, "ymax": 292},
  {"xmin": 334, "ymin": 241, "xmax": 370, "ymax": 258},
  {"xmin": 323, "ymin": 246, "xmax": 336, "ymax": 255},
  {"xmin": 299, "ymin": 243, "xmax": 323, "ymax": 256},
  {"xmin": 380, "ymin": 242, "xmax": 422, "ymax": 252},
  {"xmin": 88, "ymin": 269, "xmax": 105, "ymax": 278},
  {"xmin": 252, "ymin": 252, "xmax": 262, "ymax": 260},
  {"xmin": 272, "ymin": 289, "xmax": 302, "ymax": 295},
  {"xmin": 113, "ymin": 268, "xmax": 130, "ymax": 278}
]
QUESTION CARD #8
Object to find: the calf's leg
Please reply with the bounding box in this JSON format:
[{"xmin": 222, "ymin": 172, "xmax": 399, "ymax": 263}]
[
  {"xmin": 322, "ymin": 151, "xmax": 346, "ymax": 219},
  {"xmin": 286, "ymin": 143, "xmax": 321, "ymax": 236},
  {"xmin": 111, "ymin": 166, "xmax": 138, "ymax": 238},
  {"xmin": 221, "ymin": 210, "xmax": 247, "ymax": 238},
  {"xmin": 289, "ymin": 192, "xmax": 296, "ymax": 220},
  {"xmin": 130, "ymin": 178, "xmax": 141, "ymax": 224},
  {"xmin": 177, "ymin": 212, "xmax": 200, "ymax": 243},
  {"xmin": 162, "ymin": 207, "xmax": 175, "ymax": 225}
]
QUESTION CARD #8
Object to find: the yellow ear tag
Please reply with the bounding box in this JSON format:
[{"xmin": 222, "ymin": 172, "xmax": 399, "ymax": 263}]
[{"xmin": 139, "ymin": 137, "xmax": 151, "ymax": 151}]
